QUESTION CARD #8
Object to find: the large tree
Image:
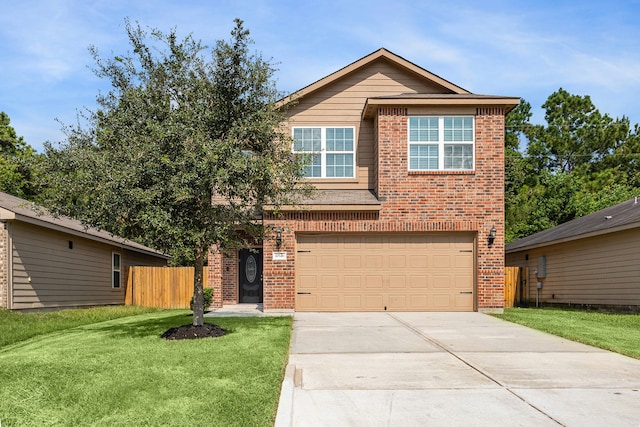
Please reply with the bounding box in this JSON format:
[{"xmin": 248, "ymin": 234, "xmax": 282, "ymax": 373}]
[
  {"xmin": 504, "ymin": 89, "xmax": 640, "ymax": 242},
  {"xmin": 42, "ymin": 19, "xmax": 309, "ymax": 326},
  {"xmin": 0, "ymin": 112, "xmax": 40, "ymax": 199}
]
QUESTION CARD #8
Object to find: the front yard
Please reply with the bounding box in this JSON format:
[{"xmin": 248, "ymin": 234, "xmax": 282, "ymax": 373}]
[
  {"xmin": 494, "ymin": 307, "xmax": 640, "ymax": 359},
  {"xmin": 0, "ymin": 309, "xmax": 292, "ymax": 426}
]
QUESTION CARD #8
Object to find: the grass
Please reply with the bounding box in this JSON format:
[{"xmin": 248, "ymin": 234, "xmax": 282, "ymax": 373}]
[
  {"xmin": 494, "ymin": 307, "xmax": 640, "ymax": 359},
  {"xmin": 0, "ymin": 310, "xmax": 292, "ymax": 426},
  {"xmin": 0, "ymin": 305, "xmax": 161, "ymax": 348}
]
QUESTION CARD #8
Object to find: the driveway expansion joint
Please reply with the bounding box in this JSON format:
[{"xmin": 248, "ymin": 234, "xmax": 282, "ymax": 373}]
[{"xmin": 386, "ymin": 313, "xmax": 566, "ymax": 426}]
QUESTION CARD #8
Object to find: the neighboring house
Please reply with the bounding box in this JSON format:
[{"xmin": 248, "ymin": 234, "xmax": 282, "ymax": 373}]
[
  {"xmin": 0, "ymin": 191, "xmax": 169, "ymax": 310},
  {"xmin": 506, "ymin": 197, "xmax": 640, "ymax": 309},
  {"xmin": 208, "ymin": 48, "xmax": 519, "ymax": 312}
]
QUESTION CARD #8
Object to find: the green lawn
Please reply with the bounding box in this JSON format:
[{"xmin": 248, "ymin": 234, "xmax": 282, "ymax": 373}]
[
  {"xmin": 494, "ymin": 307, "xmax": 640, "ymax": 359},
  {"xmin": 0, "ymin": 306, "xmax": 160, "ymax": 348},
  {"xmin": 0, "ymin": 310, "xmax": 292, "ymax": 426}
]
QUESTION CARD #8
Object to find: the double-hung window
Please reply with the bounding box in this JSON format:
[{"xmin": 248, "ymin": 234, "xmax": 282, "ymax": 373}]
[
  {"xmin": 408, "ymin": 116, "xmax": 474, "ymax": 171},
  {"xmin": 293, "ymin": 127, "xmax": 355, "ymax": 178}
]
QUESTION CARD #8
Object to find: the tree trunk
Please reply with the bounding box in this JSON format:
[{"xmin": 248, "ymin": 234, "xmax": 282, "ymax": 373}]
[{"xmin": 192, "ymin": 246, "xmax": 206, "ymax": 327}]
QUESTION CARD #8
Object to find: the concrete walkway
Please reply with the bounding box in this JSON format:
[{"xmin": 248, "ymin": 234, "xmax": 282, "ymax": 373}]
[
  {"xmin": 204, "ymin": 303, "xmax": 293, "ymax": 317},
  {"xmin": 275, "ymin": 312, "xmax": 640, "ymax": 427}
]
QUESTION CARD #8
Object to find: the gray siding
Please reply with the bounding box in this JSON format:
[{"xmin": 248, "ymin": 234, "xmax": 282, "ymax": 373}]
[
  {"xmin": 506, "ymin": 228, "xmax": 640, "ymax": 307},
  {"xmin": 9, "ymin": 221, "xmax": 166, "ymax": 310}
]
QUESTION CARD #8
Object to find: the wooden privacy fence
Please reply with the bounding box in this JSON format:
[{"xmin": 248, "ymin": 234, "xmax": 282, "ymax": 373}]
[
  {"xmin": 125, "ymin": 266, "xmax": 209, "ymax": 309},
  {"xmin": 504, "ymin": 266, "xmax": 529, "ymax": 308}
]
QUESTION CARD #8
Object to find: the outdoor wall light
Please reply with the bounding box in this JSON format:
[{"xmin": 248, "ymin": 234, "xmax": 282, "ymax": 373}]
[
  {"xmin": 488, "ymin": 226, "xmax": 497, "ymax": 246},
  {"xmin": 275, "ymin": 227, "xmax": 283, "ymax": 250}
]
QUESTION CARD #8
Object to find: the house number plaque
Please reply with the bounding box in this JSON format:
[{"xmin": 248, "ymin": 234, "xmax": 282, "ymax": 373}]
[{"xmin": 272, "ymin": 252, "xmax": 287, "ymax": 261}]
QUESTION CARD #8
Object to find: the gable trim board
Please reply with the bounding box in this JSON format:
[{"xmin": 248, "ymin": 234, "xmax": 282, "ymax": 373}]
[
  {"xmin": 209, "ymin": 48, "xmax": 516, "ymax": 313},
  {"xmin": 277, "ymin": 48, "xmax": 472, "ymax": 109}
]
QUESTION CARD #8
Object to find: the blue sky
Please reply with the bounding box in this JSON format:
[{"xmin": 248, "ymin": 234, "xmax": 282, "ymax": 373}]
[{"xmin": 1, "ymin": 0, "xmax": 639, "ymax": 152}]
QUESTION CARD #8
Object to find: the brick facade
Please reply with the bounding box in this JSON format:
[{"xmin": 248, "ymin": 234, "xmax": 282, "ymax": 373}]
[
  {"xmin": 209, "ymin": 107, "xmax": 506, "ymax": 312},
  {"xmin": 207, "ymin": 50, "xmax": 514, "ymax": 313}
]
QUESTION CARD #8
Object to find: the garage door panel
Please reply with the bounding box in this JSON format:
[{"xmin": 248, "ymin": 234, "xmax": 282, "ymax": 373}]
[
  {"xmin": 433, "ymin": 255, "xmax": 451, "ymax": 268},
  {"xmin": 410, "ymin": 276, "xmax": 429, "ymax": 288},
  {"xmin": 344, "ymin": 295, "xmax": 362, "ymax": 309},
  {"xmin": 365, "ymin": 294, "xmax": 383, "ymax": 309},
  {"xmin": 366, "ymin": 255, "xmax": 383, "ymax": 268},
  {"xmin": 321, "ymin": 255, "xmax": 339, "ymax": 269},
  {"xmin": 410, "ymin": 255, "xmax": 428, "ymax": 268},
  {"xmin": 344, "ymin": 275, "xmax": 361, "ymax": 288},
  {"xmin": 296, "ymin": 233, "xmax": 474, "ymax": 312},
  {"xmin": 297, "ymin": 294, "xmax": 317, "ymax": 310},
  {"xmin": 388, "ymin": 294, "xmax": 407, "ymax": 309},
  {"xmin": 454, "ymin": 275, "xmax": 473, "ymax": 289},
  {"xmin": 320, "ymin": 275, "xmax": 339, "ymax": 289},
  {"xmin": 455, "ymin": 254, "xmax": 473, "ymax": 268},
  {"xmin": 389, "ymin": 255, "xmax": 406, "ymax": 268},
  {"xmin": 456, "ymin": 293, "xmax": 473, "ymax": 309},
  {"xmin": 389, "ymin": 276, "xmax": 406, "ymax": 289},
  {"xmin": 409, "ymin": 294, "xmax": 428, "ymax": 309},
  {"xmin": 433, "ymin": 294, "xmax": 452, "ymax": 309},
  {"xmin": 433, "ymin": 275, "xmax": 451, "ymax": 289},
  {"xmin": 344, "ymin": 255, "xmax": 361, "ymax": 268},
  {"xmin": 299, "ymin": 275, "xmax": 318, "ymax": 289},
  {"xmin": 320, "ymin": 295, "xmax": 339, "ymax": 309},
  {"xmin": 365, "ymin": 275, "xmax": 383, "ymax": 288}
]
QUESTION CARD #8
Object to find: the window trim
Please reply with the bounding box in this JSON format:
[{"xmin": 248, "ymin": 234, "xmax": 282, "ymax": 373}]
[
  {"xmin": 408, "ymin": 116, "xmax": 475, "ymax": 172},
  {"xmin": 292, "ymin": 126, "xmax": 356, "ymax": 179},
  {"xmin": 112, "ymin": 252, "xmax": 121, "ymax": 289}
]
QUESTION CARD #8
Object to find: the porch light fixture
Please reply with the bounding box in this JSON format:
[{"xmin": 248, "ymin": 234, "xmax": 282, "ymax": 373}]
[
  {"xmin": 275, "ymin": 227, "xmax": 283, "ymax": 250},
  {"xmin": 488, "ymin": 226, "xmax": 497, "ymax": 246}
]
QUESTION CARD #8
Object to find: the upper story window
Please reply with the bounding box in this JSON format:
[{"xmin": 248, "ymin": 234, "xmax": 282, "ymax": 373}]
[
  {"xmin": 293, "ymin": 127, "xmax": 355, "ymax": 178},
  {"xmin": 408, "ymin": 116, "xmax": 474, "ymax": 171}
]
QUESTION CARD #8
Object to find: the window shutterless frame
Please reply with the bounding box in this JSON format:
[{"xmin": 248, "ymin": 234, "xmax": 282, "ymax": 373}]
[
  {"xmin": 112, "ymin": 252, "xmax": 121, "ymax": 289},
  {"xmin": 408, "ymin": 116, "xmax": 475, "ymax": 171},
  {"xmin": 292, "ymin": 126, "xmax": 356, "ymax": 178}
]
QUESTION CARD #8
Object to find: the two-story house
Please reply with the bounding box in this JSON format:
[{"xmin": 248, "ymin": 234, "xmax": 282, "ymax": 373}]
[{"xmin": 208, "ymin": 48, "xmax": 519, "ymax": 313}]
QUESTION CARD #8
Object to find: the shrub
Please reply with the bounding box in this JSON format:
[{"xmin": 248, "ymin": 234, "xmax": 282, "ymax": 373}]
[{"xmin": 190, "ymin": 287, "xmax": 214, "ymax": 311}]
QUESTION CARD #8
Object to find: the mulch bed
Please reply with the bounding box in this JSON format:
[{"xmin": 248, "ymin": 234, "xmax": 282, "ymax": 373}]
[{"xmin": 161, "ymin": 323, "xmax": 226, "ymax": 340}]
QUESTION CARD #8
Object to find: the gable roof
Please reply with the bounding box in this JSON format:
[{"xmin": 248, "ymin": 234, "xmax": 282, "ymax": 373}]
[
  {"xmin": 506, "ymin": 197, "xmax": 640, "ymax": 253},
  {"xmin": 0, "ymin": 191, "xmax": 169, "ymax": 259},
  {"xmin": 278, "ymin": 48, "xmax": 471, "ymax": 107}
]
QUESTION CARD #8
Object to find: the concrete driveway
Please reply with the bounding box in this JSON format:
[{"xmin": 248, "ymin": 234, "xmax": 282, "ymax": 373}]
[{"xmin": 275, "ymin": 312, "xmax": 640, "ymax": 427}]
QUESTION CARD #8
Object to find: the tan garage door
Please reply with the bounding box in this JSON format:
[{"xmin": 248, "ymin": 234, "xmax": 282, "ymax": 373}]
[{"xmin": 296, "ymin": 233, "xmax": 474, "ymax": 312}]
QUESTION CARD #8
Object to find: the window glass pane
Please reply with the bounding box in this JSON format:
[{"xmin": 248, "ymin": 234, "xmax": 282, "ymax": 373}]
[
  {"xmin": 444, "ymin": 144, "xmax": 473, "ymax": 169},
  {"xmin": 302, "ymin": 154, "xmax": 322, "ymax": 177},
  {"xmin": 113, "ymin": 271, "xmax": 121, "ymax": 288},
  {"xmin": 113, "ymin": 253, "xmax": 120, "ymax": 269},
  {"xmin": 409, "ymin": 117, "xmax": 438, "ymax": 142},
  {"xmin": 444, "ymin": 117, "xmax": 473, "ymax": 142},
  {"xmin": 326, "ymin": 154, "xmax": 354, "ymax": 177},
  {"xmin": 409, "ymin": 144, "xmax": 438, "ymax": 170},
  {"xmin": 326, "ymin": 127, "xmax": 353, "ymax": 152},
  {"xmin": 293, "ymin": 128, "xmax": 322, "ymax": 152}
]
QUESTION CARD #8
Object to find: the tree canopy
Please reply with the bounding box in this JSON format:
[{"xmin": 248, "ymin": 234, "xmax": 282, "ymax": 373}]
[
  {"xmin": 0, "ymin": 112, "xmax": 40, "ymax": 199},
  {"xmin": 505, "ymin": 89, "xmax": 640, "ymax": 243},
  {"xmin": 41, "ymin": 19, "xmax": 309, "ymax": 326}
]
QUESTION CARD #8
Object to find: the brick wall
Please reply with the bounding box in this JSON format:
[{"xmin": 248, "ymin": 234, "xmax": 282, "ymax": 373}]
[
  {"xmin": 0, "ymin": 225, "xmax": 7, "ymax": 309},
  {"xmin": 208, "ymin": 246, "xmax": 223, "ymax": 309},
  {"xmin": 221, "ymin": 252, "xmax": 238, "ymax": 305},
  {"xmin": 210, "ymin": 106, "xmax": 506, "ymax": 312}
]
